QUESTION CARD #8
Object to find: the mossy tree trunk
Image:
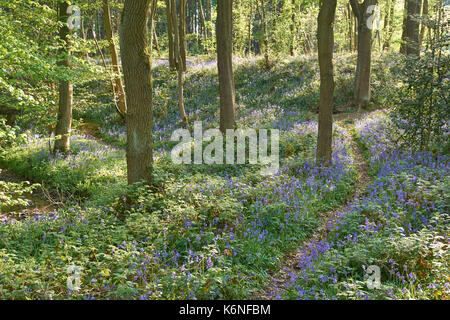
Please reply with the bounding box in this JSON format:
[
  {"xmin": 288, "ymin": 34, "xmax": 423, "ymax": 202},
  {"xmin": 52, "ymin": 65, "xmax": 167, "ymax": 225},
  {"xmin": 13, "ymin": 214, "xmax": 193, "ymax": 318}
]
[
  {"xmin": 400, "ymin": 0, "xmax": 421, "ymax": 55},
  {"xmin": 120, "ymin": 0, "xmax": 154, "ymax": 185},
  {"xmin": 103, "ymin": 0, "xmax": 127, "ymax": 118},
  {"xmin": 217, "ymin": 0, "xmax": 236, "ymax": 132},
  {"xmin": 316, "ymin": 0, "xmax": 337, "ymax": 166},
  {"xmin": 350, "ymin": 0, "xmax": 377, "ymax": 110},
  {"xmin": 54, "ymin": 1, "xmax": 73, "ymax": 154}
]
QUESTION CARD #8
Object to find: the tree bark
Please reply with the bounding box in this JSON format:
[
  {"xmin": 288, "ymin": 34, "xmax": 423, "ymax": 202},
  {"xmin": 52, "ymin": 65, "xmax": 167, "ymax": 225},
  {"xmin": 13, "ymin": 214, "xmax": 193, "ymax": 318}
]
[
  {"xmin": 54, "ymin": 1, "xmax": 73, "ymax": 154},
  {"xmin": 418, "ymin": 0, "xmax": 428, "ymax": 52},
  {"xmin": 153, "ymin": 22, "xmax": 161, "ymax": 56},
  {"xmin": 207, "ymin": 0, "xmax": 212, "ymax": 38},
  {"xmin": 120, "ymin": 0, "xmax": 154, "ymax": 185},
  {"xmin": 179, "ymin": 0, "xmax": 187, "ymax": 71},
  {"xmin": 259, "ymin": 0, "xmax": 270, "ymax": 68},
  {"xmin": 148, "ymin": 0, "xmax": 158, "ymax": 55},
  {"xmin": 400, "ymin": 0, "xmax": 421, "ymax": 55},
  {"xmin": 217, "ymin": 0, "xmax": 236, "ymax": 132},
  {"xmin": 169, "ymin": 0, "xmax": 188, "ymax": 126},
  {"xmin": 350, "ymin": 0, "xmax": 377, "ymax": 110},
  {"xmin": 92, "ymin": 27, "xmax": 122, "ymax": 118},
  {"xmin": 347, "ymin": 3, "xmax": 353, "ymax": 52},
  {"xmin": 166, "ymin": 0, "xmax": 176, "ymax": 70},
  {"xmin": 198, "ymin": 0, "xmax": 208, "ymax": 50},
  {"xmin": 353, "ymin": 11, "xmax": 358, "ymax": 51},
  {"xmin": 103, "ymin": 0, "xmax": 127, "ymax": 118},
  {"xmin": 316, "ymin": 0, "xmax": 337, "ymax": 166},
  {"xmin": 290, "ymin": 0, "xmax": 296, "ymax": 56},
  {"xmin": 247, "ymin": 2, "xmax": 253, "ymax": 56},
  {"xmin": 383, "ymin": 0, "xmax": 396, "ymax": 50}
]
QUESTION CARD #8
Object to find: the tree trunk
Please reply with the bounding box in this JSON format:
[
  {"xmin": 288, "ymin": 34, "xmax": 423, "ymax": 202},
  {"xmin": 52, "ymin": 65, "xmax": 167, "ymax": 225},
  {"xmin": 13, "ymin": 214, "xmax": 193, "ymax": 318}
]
[
  {"xmin": 350, "ymin": 0, "xmax": 377, "ymax": 110},
  {"xmin": 247, "ymin": 2, "xmax": 253, "ymax": 56},
  {"xmin": 153, "ymin": 22, "xmax": 161, "ymax": 56},
  {"xmin": 383, "ymin": 0, "xmax": 396, "ymax": 50},
  {"xmin": 259, "ymin": 0, "xmax": 270, "ymax": 68},
  {"xmin": 179, "ymin": 0, "xmax": 187, "ymax": 71},
  {"xmin": 148, "ymin": 0, "xmax": 158, "ymax": 55},
  {"xmin": 103, "ymin": 0, "xmax": 127, "ymax": 118},
  {"xmin": 92, "ymin": 27, "xmax": 122, "ymax": 118},
  {"xmin": 207, "ymin": 0, "xmax": 212, "ymax": 38},
  {"xmin": 198, "ymin": 0, "xmax": 208, "ymax": 50},
  {"xmin": 170, "ymin": 0, "xmax": 188, "ymax": 126},
  {"xmin": 217, "ymin": 0, "xmax": 236, "ymax": 132},
  {"xmin": 316, "ymin": 0, "xmax": 337, "ymax": 166},
  {"xmin": 54, "ymin": 1, "xmax": 73, "ymax": 154},
  {"xmin": 418, "ymin": 0, "xmax": 428, "ymax": 52},
  {"xmin": 290, "ymin": 0, "xmax": 296, "ymax": 56},
  {"xmin": 166, "ymin": 0, "xmax": 176, "ymax": 70},
  {"xmin": 401, "ymin": 0, "xmax": 421, "ymax": 55},
  {"xmin": 405, "ymin": 0, "xmax": 421, "ymax": 55},
  {"xmin": 120, "ymin": 0, "xmax": 154, "ymax": 185},
  {"xmin": 353, "ymin": 11, "xmax": 358, "ymax": 51},
  {"xmin": 347, "ymin": 3, "xmax": 353, "ymax": 52}
]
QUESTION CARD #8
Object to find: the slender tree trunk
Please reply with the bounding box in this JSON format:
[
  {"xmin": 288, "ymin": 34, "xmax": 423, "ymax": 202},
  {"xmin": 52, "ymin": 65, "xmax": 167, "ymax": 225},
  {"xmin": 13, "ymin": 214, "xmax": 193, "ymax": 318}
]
[
  {"xmin": 54, "ymin": 1, "xmax": 73, "ymax": 153},
  {"xmin": 148, "ymin": 0, "xmax": 158, "ymax": 55},
  {"xmin": 170, "ymin": 0, "xmax": 188, "ymax": 126},
  {"xmin": 316, "ymin": 0, "xmax": 337, "ymax": 166},
  {"xmin": 383, "ymin": 0, "xmax": 396, "ymax": 50},
  {"xmin": 290, "ymin": 0, "xmax": 296, "ymax": 56},
  {"xmin": 92, "ymin": 28, "xmax": 122, "ymax": 118},
  {"xmin": 217, "ymin": 0, "xmax": 236, "ymax": 132},
  {"xmin": 103, "ymin": 0, "xmax": 127, "ymax": 118},
  {"xmin": 353, "ymin": 12, "xmax": 358, "ymax": 51},
  {"xmin": 153, "ymin": 22, "xmax": 161, "ymax": 56},
  {"xmin": 382, "ymin": 0, "xmax": 390, "ymax": 49},
  {"xmin": 400, "ymin": 0, "xmax": 408, "ymax": 53},
  {"xmin": 81, "ymin": 17, "xmax": 90, "ymax": 59},
  {"xmin": 347, "ymin": 3, "xmax": 353, "ymax": 52},
  {"xmin": 166, "ymin": 0, "xmax": 176, "ymax": 70},
  {"xmin": 198, "ymin": 0, "xmax": 208, "ymax": 50},
  {"xmin": 419, "ymin": 0, "xmax": 428, "ymax": 52},
  {"xmin": 350, "ymin": 0, "xmax": 377, "ymax": 110},
  {"xmin": 259, "ymin": 0, "xmax": 270, "ymax": 68},
  {"xmin": 179, "ymin": 0, "xmax": 187, "ymax": 71},
  {"xmin": 247, "ymin": 2, "xmax": 253, "ymax": 56},
  {"xmin": 120, "ymin": 0, "xmax": 154, "ymax": 185},
  {"xmin": 207, "ymin": 0, "xmax": 212, "ymax": 38}
]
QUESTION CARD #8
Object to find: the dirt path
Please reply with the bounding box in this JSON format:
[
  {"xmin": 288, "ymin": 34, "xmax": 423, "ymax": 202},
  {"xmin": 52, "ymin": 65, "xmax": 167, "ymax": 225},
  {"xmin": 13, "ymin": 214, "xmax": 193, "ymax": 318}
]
[{"xmin": 254, "ymin": 112, "xmax": 372, "ymax": 299}]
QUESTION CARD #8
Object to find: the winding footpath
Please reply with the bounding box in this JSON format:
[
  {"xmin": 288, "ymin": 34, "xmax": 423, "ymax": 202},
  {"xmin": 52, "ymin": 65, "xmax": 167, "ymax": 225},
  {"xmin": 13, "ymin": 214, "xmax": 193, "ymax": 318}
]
[{"xmin": 255, "ymin": 112, "xmax": 371, "ymax": 299}]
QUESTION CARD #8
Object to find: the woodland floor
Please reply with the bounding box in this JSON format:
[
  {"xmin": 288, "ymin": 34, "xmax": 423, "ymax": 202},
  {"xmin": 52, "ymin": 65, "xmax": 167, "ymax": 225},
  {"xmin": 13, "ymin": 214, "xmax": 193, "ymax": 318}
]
[
  {"xmin": 255, "ymin": 112, "xmax": 372, "ymax": 299},
  {"xmin": 0, "ymin": 55, "xmax": 448, "ymax": 300}
]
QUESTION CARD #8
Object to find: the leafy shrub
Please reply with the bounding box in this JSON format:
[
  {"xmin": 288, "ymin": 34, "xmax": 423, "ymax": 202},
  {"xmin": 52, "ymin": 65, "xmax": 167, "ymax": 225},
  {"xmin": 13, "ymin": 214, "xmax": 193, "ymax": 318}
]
[
  {"xmin": 389, "ymin": 19, "xmax": 449, "ymax": 152},
  {"xmin": 0, "ymin": 172, "xmax": 38, "ymax": 212}
]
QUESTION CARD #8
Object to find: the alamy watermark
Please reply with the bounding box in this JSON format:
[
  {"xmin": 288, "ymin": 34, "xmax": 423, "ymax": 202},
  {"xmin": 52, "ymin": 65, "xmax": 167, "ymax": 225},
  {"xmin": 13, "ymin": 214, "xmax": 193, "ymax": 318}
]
[
  {"xmin": 67, "ymin": 264, "xmax": 82, "ymax": 291},
  {"xmin": 170, "ymin": 122, "xmax": 280, "ymax": 176},
  {"xmin": 67, "ymin": 5, "xmax": 81, "ymax": 31},
  {"xmin": 366, "ymin": 5, "xmax": 381, "ymax": 31},
  {"xmin": 365, "ymin": 265, "xmax": 381, "ymax": 289}
]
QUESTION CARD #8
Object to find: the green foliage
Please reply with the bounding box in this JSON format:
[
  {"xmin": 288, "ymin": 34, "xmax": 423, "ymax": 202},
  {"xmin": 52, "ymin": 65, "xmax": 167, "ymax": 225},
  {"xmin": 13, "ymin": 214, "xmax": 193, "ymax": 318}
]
[
  {"xmin": 389, "ymin": 9, "xmax": 449, "ymax": 152},
  {"xmin": 0, "ymin": 0, "xmax": 110, "ymax": 132},
  {"xmin": 0, "ymin": 118, "xmax": 26, "ymax": 150},
  {"xmin": 0, "ymin": 129, "xmax": 126, "ymax": 201},
  {"xmin": 0, "ymin": 172, "xmax": 38, "ymax": 212},
  {"xmin": 282, "ymin": 112, "xmax": 449, "ymax": 300},
  {"xmin": 0, "ymin": 0, "xmax": 447, "ymax": 300},
  {"xmin": 389, "ymin": 52, "xmax": 449, "ymax": 152}
]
